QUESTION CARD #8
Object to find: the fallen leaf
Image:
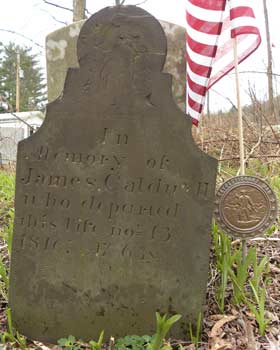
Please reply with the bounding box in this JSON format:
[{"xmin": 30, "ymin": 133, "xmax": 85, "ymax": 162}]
[
  {"xmin": 209, "ymin": 315, "xmax": 237, "ymax": 350},
  {"xmin": 209, "ymin": 315, "xmax": 226, "ymax": 321},
  {"xmin": 210, "ymin": 316, "xmax": 237, "ymax": 338}
]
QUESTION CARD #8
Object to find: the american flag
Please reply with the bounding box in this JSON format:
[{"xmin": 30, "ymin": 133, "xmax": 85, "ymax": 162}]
[{"xmin": 186, "ymin": 0, "xmax": 261, "ymax": 125}]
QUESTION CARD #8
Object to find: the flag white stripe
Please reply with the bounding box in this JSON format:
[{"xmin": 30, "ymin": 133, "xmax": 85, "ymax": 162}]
[
  {"xmin": 187, "ymin": 65, "xmax": 209, "ymax": 86},
  {"xmin": 230, "ymin": 16, "xmax": 259, "ymax": 29},
  {"xmin": 188, "ymin": 86, "xmax": 204, "ymax": 104},
  {"xmin": 186, "ymin": 44, "xmax": 214, "ymax": 66},
  {"xmin": 187, "ymin": 24, "xmax": 220, "ymax": 46},
  {"xmin": 186, "ymin": 104, "xmax": 202, "ymax": 120}
]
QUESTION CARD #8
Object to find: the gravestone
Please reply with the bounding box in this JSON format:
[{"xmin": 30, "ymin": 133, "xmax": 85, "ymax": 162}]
[
  {"xmin": 10, "ymin": 6, "xmax": 217, "ymax": 343},
  {"xmin": 46, "ymin": 19, "xmax": 186, "ymax": 111}
]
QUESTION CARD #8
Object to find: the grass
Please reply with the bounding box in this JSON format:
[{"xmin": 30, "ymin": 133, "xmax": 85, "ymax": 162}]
[
  {"xmin": 0, "ymin": 171, "xmax": 15, "ymax": 302},
  {"xmin": 56, "ymin": 314, "xmax": 181, "ymax": 350},
  {"xmin": 212, "ymin": 224, "xmax": 233, "ymax": 313}
]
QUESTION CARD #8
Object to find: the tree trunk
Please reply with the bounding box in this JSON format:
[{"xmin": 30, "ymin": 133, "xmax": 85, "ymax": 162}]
[
  {"xmin": 263, "ymin": 0, "xmax": 276, "ymax": 123},
  {"xmin": 73, "ymin": 0, "xmax": 86, "ymax": 22},
  {"xmin": 16, "ymin": 52, "xmax": 20, "ymax": 112}
]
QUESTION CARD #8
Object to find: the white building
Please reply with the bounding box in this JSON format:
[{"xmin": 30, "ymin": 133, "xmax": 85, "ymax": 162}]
[{"xmin": 0, "ymin": 111, "xmax": 44, "ymax": 164}]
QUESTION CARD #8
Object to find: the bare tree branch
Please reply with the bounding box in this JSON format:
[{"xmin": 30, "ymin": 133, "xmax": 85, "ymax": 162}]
[
  {"xmin": 231, "ymin": 70, "xmax": 280, "ymax": 78},
  {"xmin": 237, "ymin": 135, "xmax": 262, "ymax": 175},
  {"xmin": 197, "ymin": 139, "xmax": 280, "ymax": 145},
  {"xmin": 262, "ymin": 111, "xmax": 280, "ymax": 145},
  {"xmin": 43, "ymin": 0, "xmax": 91, "ymax": 17},
  {"xmin": 246, "ymin": 82, "xmax": 280, "ymax": 145},
  {"xmin": 211, "ymin": 88, "xmax": 258, "ymax": 138},
  {"xmin": 40, "ymin": 9, "xmax": 68, "ymax": 25},
  {"xmin": 85, "ymin": 8, "xmax": 92, "ymax": 16},
  {"xmin": 133, "ymin": 0, "xmax": 148, "ymax": 5},
  {"xmin": 211, "ymin": 88, "xmax": 237, "ymax": 111},
  {"xmin": 120, "ymin": 0, "xmax": 148, "ymax": 5},
  {"xmin": 219, "ymin": 154, "xmax": 280, "ymax": 162},
  {"xmin": 0, "ymin": 29, "xmax": 43, "ymax": 49},
  {"xmin": 43, "ymin": 0, "xmax": 73, "ymax": 12}
]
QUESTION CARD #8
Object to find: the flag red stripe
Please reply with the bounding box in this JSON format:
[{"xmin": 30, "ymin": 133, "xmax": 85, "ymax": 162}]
[
  {"xmin": 186, "ymin": 53, "xmax": 211, "ymax": 77},
  {"xmin": 186, "ymin": 12, "xmax": 223, "ymax": 34},
  {"xmin": 188, "ymin": 76, "xmax": 207, "ymax": 96},
  {"xmin": 230, "ymin": 6, "xmax": 255, "ymax": 19},
  {"xmin": 231, "ymin": 26, "xmax": 260, "ymax": 37},
  {"xmin": 187, "ymin": 36, "xmax": 217, "ymax": 57},
  {"xmin": 188, "ymin": 95, "xmax": 203, "ymax": 113},
  {"xmin": 188, "ymin": 0, "xmax": 226, "ymax": 11},
  {"xmin": 192, "ymin": 118, "xmax": 198, "ymax": 126}
]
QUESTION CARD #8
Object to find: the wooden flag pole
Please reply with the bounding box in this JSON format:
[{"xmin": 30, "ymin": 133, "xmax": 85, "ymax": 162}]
[
  {"xmin": 233, "ymin": 38, "xmax": 245, "ymax": 175},
  {"xmin": 233, "ymin": 36, "xmax": 247, "ymax": 263}
]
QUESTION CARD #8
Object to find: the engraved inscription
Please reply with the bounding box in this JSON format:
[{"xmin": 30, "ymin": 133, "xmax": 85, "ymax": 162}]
[
  {"xmin": 65, "ymin": 217, "xmax": 97, "ymax": 233},
  {"xmin": 17, "ymin": 146, "xmax": 214, "ymax": 260},
  {"xmin": 102, "ymin": 128, "xmax": 129, "ymax": 145},
  {"xmin": 146, "ymin": 155, "xmax": 169, "ymax": 170},
  {"xmin": 18, "ymin": 214, "xmax": 57, "ymax": 230},
  {"xmin": 19, "ymin": 234, "xmax": 59, "ymax": 250}
]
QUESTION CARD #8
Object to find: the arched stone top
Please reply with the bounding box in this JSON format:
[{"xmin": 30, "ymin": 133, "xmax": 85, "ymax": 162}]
[{"xmin": 77, "ymin": 6, "xmax": 167, "ymax": 72}]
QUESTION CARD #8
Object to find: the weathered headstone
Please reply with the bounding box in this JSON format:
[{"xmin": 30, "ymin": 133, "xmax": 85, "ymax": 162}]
[
  {"xmin": 10, "ymin": 6, "xmax": 217, "ymax": 343},
  {"xmin": 46, "ymin": 19, "xmax": 186, "ymax": 111}
]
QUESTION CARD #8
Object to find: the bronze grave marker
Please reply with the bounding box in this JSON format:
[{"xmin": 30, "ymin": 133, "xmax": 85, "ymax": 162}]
[
  {"xmin": 215, "ymin": 176, "xmax": 278, "ymax": 239},
  {"xmin": 10, "ymin": 6, "xmax": 217, "ymax": 342}
]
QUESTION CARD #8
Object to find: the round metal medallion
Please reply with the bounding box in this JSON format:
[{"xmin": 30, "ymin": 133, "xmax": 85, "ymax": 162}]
[{"xmin": 214, "ymin": 176, "xmax": 278, "ymax": 239}]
